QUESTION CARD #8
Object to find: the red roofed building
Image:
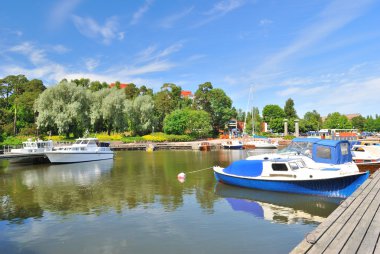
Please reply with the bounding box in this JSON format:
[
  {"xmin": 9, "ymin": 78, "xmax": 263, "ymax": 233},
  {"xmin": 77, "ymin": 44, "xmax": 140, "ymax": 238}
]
[
  {"xmin": 109, "ymin": 83, "xmax": 129, "ymax": 89},
  {"xmin": 181, "ymin": 90, "xmax": 194, "ymax": 99}
]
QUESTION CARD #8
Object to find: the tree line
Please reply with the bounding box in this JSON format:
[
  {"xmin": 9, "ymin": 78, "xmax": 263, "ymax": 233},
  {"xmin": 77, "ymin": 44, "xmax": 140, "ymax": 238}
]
[{"xmin": 1, "ymin": 74, "xmax": 380, "ymax": 141}]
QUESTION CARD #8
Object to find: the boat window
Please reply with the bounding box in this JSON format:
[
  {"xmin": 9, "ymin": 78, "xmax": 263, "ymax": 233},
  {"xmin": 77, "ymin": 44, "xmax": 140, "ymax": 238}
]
[
  {"xmin": 296, "ymin": 160, "xmax": 306, "ymax": 168},
  {"xmin": 88, "ymin": 140, "xmax": 96, "ymax": 145},
  {"xmin": 316, "ymin": 146, "xmax": 331, "ymax": 159},
  {"xmin": 340, "ymin": 143, "xmax": 349, "ymax": 155},
  {"xmin": 75, "ymin": 140, "xmax": 82, "ymax": 144},
  {"xmin": 354, "ymin": 147, "xmax": 365, "ymax": 152},
  {"xmin": 272, "ymin": 163, "xmax": 288, "ymax": 171},
  {"xmin": 289, "ymin": 162, "xmax": 299, "ymax": 170}
]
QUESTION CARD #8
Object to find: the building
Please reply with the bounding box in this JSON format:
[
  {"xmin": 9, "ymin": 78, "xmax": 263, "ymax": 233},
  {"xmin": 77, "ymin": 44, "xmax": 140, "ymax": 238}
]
[
  {"xmin": 109, "ymin": 83, "xmax": 129, "ymax": 89},
  {"xmin": 181, "ymin": 90, "xmax": 194, "ymax": 99}
]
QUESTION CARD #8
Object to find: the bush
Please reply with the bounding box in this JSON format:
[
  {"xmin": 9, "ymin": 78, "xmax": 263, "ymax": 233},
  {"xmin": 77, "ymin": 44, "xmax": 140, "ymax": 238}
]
[
  {"xmin": 0, "ymin": 136, "xmax": 25, "ymax": 146},
  {"xmin": 121, "ymin": 136, "xmax": 145, "ymax": 143}
]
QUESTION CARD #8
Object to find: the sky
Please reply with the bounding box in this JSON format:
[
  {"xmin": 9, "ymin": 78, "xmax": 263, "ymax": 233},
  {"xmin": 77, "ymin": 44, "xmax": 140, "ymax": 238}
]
[{"xmin": 1, "ymin": 0, "xmax": 380, "ymax": 117}]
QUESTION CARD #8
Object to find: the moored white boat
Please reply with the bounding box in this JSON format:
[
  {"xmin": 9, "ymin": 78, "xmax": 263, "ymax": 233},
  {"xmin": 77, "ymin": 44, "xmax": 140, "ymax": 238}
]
[
  {"xmin": 10, "ymin": 138, "xmax": 53, "ymax": 154},
  {"xmin": 244, "ymin": 139, "xmax": 278, "ymax": 149},
  {"xmin": 214, "ymin": 139, "xmax": 369, "ymax": 198},
  {"xmin": 351, "ymin": 144, "xmax": 380, "ymax": 174},
  {"xmin": 45, "ymin": 138, "xmax": 113, "ymax": 163},
  {"xmin": 222, "ymin": 140, "xmax": 243, "ymax": 149}
]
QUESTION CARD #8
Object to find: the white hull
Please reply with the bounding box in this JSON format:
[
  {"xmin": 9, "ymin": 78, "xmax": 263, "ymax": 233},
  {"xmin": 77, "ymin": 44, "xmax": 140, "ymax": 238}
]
[{"xmin": 45, "ymin": 152, "xmax": 114, "ymax": 163}]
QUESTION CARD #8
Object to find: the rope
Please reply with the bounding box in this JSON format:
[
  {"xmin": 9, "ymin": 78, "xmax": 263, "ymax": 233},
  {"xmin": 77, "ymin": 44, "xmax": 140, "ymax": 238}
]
[{"xmin": 186, "ymin": 166, "xmax": 213, "ymax": 174}]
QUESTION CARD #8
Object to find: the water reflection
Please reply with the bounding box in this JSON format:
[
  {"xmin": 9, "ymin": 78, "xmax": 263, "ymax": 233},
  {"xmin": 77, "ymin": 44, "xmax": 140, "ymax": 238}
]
[{"xmin": 215, "ymin": 183, "xmax": 340, "ymax": 225}]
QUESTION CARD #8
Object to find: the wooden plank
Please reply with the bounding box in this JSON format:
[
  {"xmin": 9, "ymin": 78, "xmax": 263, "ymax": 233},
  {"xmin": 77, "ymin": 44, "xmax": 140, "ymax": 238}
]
[
  {"xmin": 324, "ymin": 179, "xmax": 380, "ymax": 253},
  {"xmin": 307, "ymin": 174, "xmax": 380, "ymax": 254},
  {"xmin": 355, "ymin": 194, "xmax": 380, "ymax": 253},
  {"xmin": 291, "ymin": 171, "xmax": 379, "ymax": 254}
]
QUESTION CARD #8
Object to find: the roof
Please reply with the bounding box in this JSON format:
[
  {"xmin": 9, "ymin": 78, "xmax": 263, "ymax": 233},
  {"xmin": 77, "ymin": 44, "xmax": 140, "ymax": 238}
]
[{"xmin": 109, "ymin": 83, "xmax": 129, "ymax": 89}]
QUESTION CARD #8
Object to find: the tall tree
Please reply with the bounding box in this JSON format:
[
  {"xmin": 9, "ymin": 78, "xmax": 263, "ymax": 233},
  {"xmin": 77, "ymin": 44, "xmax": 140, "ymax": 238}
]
[
  {"xmin": 351, "ymin": 115, "xmax": 365, "ymax": 131},
  {"xmin": 35, "ymin": 81, "xmax": 91, "ymax": 137},
  {"xmin": 284, "ymin": 98, "xmax": 298, "ymax": 119},
  {"xmin": 303, "ymin": 110, "xmax": 322, "ymax": 131},
  {"xmin": 323, "ymin": 112, "xmax": 352, "ymax": 129},
  {"xmin": 124, "ymin": 83, "xmax": 140, "ymax": 99},
  {"xmin": 125, "ymin": 95, "xmax": 155, "ymax": 135}
]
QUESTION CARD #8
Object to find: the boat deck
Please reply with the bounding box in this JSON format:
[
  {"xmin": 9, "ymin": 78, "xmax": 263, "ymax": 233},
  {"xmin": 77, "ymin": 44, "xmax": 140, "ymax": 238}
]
[{"xmin": 291, "ymin": 169, "xmax": 380, "ymax": 253}]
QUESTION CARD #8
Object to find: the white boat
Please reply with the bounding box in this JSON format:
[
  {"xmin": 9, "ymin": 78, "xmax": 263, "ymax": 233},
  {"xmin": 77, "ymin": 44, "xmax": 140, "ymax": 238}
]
[
  {"xmin": 214, "ymin": 138, "xmax": 369, "ymax": 198},
  {"xmin": 10, "ymin": 138, "xmax": 53, "ymax": 154},
  {"xmin": 244, "ymin": 139, "xmax": 278, "ymax": 149},
  {"xmin": 222, "ymin": 140, "xmax": 243, "ymax": 149},
  {"xmin": 44, "ymin": 138, "xmax": 114, "ymax": 163},
  {"xmin": 351, "ymin": 144, "xmax": 380, "ymax": 174}
]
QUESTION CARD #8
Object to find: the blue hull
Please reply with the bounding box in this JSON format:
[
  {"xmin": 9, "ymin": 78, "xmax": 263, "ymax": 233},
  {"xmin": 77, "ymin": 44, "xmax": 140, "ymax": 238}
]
[{"xmin": 214, "ymin": 171, "xmax": 369, "ymax": 198}]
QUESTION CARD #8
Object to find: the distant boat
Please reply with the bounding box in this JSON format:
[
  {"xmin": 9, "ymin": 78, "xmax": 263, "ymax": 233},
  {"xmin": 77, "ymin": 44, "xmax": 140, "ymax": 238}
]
[
  {"xmin": 244, "ymin": 139, "xmax": 278, "ymax": 149},
  {"xmin": 351, "ymin": 144, "xmax": 380, "ymax": 174},
  {"xmin": 222, "ymin": 140, "xmax": 243, "ymax": 150},
  {"xmin": 45, "ymin": 138, "xmax": 113, "ymax": 163},
  {"xmin": 214, "ymin": 139, "xmax": 369, "ymax": 198},
  {"xmin": 10, "ymin": 138, "xmax": 53, "ymax": 154},
  {"xmin": 199, "ymin": 142, "xmax": 211, "ymax": 151}
]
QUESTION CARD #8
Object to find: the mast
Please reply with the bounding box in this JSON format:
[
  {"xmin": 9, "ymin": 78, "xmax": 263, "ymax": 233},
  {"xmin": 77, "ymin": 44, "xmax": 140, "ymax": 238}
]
[{"xmin": 243, "ymin": 86, "xmax": 252, "ymax": 135}]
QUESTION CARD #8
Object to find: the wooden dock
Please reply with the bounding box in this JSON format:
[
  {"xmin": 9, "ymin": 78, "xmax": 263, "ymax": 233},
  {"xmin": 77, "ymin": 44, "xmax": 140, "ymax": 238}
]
[
  {"xmin": 291, "ymin": 169, "xmax": 380, "ymax": 254},
  {"xmin": 0, "ymin": 153, "xmax": 47, "ymax": 161}
]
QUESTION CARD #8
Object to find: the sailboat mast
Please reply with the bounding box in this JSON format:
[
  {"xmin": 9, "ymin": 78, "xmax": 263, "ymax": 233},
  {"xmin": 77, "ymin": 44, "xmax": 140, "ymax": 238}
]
[{"xmin": 243, "ymin": 87, "xmax": 252, "ymax": 135}]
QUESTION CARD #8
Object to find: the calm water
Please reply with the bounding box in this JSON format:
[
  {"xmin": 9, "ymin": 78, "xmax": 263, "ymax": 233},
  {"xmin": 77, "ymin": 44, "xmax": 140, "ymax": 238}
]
[{"xmin": 0, "ymin": 150, "xmax": 341, "ymax": 254}]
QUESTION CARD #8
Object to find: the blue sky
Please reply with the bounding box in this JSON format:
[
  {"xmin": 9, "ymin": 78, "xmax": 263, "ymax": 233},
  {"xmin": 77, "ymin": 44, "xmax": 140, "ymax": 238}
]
[{"xmin": 1, "ymin": 0, "xmax": 380, "ymax": 117}]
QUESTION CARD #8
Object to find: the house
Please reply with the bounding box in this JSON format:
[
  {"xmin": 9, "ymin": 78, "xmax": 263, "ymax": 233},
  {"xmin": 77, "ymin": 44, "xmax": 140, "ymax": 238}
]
[
  {"xmin": 181, "ymin": 90, "xmax": 194, "ymax": 99},
  {"xmin": 109, "ymin": 83, "xmax": 129, "ymax": 89}
]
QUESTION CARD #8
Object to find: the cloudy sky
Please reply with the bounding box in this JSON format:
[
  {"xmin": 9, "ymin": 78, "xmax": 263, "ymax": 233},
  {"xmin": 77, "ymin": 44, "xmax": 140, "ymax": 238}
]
[{"xmin": 1, "ymin": 0, "xmax": 379, "ymax": 117}]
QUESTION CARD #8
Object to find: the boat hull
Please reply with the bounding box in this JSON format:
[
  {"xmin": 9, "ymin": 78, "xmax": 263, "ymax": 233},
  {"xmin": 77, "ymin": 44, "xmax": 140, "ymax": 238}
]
[
  {"xmin": 356, "ymin": 162, "xmax": 380, "ymax": 175},
  {"xmin": 214, "ymin": 170, "xmax": 369, "ymax": 198},
  {"xmin": 222, "ymin": 145, "xmax": 243, "ymax": 150},
  {"xmin": 45, "ymin": 152, "xmax": 114, "ymax": 163}
]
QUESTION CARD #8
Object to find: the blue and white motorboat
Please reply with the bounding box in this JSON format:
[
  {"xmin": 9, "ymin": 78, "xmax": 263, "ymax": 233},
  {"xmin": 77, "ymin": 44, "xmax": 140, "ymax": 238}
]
[
  {"xmin": 222, "ymin": 140, "xmax": 243, "ymax": 149},
  {"xmin": 213, "ymin": 139, "xmax": 369, "ymax": 198}
]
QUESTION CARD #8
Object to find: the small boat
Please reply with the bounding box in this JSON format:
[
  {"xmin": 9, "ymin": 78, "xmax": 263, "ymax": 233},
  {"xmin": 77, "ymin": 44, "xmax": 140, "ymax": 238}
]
[
  {"xmin": 222, "ymin": 140, "xmax": 243, "ymax": 150},
  {"xmin": 351, "ymin": 144, "xmax": 380, "ymax": 174},
  {"xmin": 45, "ymin": 138, "xmax": 113, "ymax": 163},
  {"xmin": 244, "ymin": 140, "xmax": 278, "ymax": 149},
  {"xmin": 199, "ymin": 142, "xmax": 211, "ymax": 151},
  {"xmin": 10, "ymin": 138, "xmax": 53, "ymax": 154},
  {"xmin": 214, "ymin": 139, "xmax": 369, "ymax": 198}
]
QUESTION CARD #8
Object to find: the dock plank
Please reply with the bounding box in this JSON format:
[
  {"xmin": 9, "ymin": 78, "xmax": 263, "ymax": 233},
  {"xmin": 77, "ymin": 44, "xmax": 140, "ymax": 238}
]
[
  {"xmin": 291, "ymin": 170, "xmax": 380, "ymax": 254},
  {"xmin": 339, "ymin": 184, "xmax": 380, "ymax": 254}
]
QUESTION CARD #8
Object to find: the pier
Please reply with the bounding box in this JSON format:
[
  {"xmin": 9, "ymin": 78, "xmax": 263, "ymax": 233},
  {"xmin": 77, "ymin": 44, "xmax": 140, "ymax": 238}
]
[{"xmin": 291, "ymin": 169, "xmax": 380, "ymax": 253}]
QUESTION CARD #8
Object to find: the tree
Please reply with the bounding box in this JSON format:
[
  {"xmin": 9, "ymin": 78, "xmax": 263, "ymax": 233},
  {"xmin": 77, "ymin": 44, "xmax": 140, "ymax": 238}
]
[
  {"xmin": 101, "ymin": 88, "xmax": 127, "ymax": 135},
  {"xmin": 71, "ymin": 78, "xmax": 90, "ymax": 88},
  {"xmin": 193, "ymin": 82, "xmax": 213, "ymax": 112},
  {"xmin": 153, "ymin": 83, "xmax": 182, "ymax": 131},
  {"xmin": 284, "ymin": 98, "xmax": 298, "ymax": 119},
  {"xmin": 262, "ymin": 104, "xmax": 285, "ymax": 122},
  {"xmin": 163, "ymin": 109, "xmax": 212, "ymax": 138},
  {"xmin": 323, "ymin": 112, "xmax": 352, "ymax": 129},
  {"xmin": 125, "ymin": 95, "xmax": 155, "ymax": 136},
  {"xmin": 303, "ymin": 110, "xmax": 322, "ymax": 131},
  {"xmin": 35, "ymin": 81, "xmax": 91, "ymax": 137},
  {"xmin": 351, "ymin": 115, "xmax": 365, "ymax": 131},
  {"xmin": 124, "ymin": 83, "xmax": 139, "ymax": 100}
]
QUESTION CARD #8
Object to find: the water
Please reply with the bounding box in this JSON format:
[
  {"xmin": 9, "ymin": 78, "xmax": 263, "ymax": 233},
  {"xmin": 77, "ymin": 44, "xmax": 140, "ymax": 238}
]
[{"xmin": 0, "ymin": 150, "xmax": 340, "ymax": 254}]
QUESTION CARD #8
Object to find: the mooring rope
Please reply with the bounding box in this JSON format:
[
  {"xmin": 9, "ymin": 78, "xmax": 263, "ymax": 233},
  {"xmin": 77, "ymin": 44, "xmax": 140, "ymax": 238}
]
[{"xmin": 186, "ymin": 166, "xmax": 213, "ymax": 174}]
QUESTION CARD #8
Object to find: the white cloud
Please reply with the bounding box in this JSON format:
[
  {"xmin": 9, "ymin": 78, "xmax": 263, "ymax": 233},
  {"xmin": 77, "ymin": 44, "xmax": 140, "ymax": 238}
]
[
  {"xmin": 136, "ymin": 42, "xmax": 183, "ymax": 63},
  {"xmin": 159, "ymin": 7, "xmax": 194, "ymax": 28},
  {"xmin": 259, "ymin": 19, "xmax": 273, "ymax": 26},
  {"xmin": 52, "ymin": 44, "xmax": 70, "ymax": 54},
  {"xmin": 72, "ymin": 15, "xmax": 124, "ymax": 45},
  {"xmin": 9, "ymin": 42, "xmax": 46, "ymax": 65},
  {"xmin": 84, "ymin": 58, "xmax": 100, "ymax": 71},
  {"xmin": 48, "ymin": 0, "xmax": 82, "ymax": 28},
  {"xmin": 193, "ymin": 0, "xmax": 246, "ymax": 27},
  {"xmin": 130, "ymin": 0, "xmax": 154, "ymax": 25}
]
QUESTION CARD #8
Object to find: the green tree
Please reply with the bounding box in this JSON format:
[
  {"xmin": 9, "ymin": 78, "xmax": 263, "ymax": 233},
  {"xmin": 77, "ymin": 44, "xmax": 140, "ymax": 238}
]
[
  {"xmin": 323, "ymin": 112, "xmax": 352, "ymax": 129},
  {"xmin": 71, "ymin": 78, "xmax": 90, "ymax": 88},
  {"xmin": 284, "ymin": 98, "xmax": 298, "ymax": 119},
  {"xmin": 163, "ymin": 109, "xmax": 212, "ymax": 138},
  {"xmin": 351, "ymin": 115, "xmax": 365, "ymax": 131},
  {"xmin": 35, "ymin": 81, "xmax": 91, "ymax": 137},
  {"xmin": 303, "ymin": 110, "xmax": 322, "ymax": 131},
  {"xmin": 262, "ymin": 104, "xmax": 285, "ymax": 122},
  {"xmin": 125, "ymin": 95, "xmax": 155, "ymax": 136},
  {"xmin": 101, "ymin": 88, "xmax": 127, "ymax": 135},
  {"xmin": 124, "ymin": 83, "xmax": 140, "ymax": 100},
  {"xmin": 193, "ymin": 82, "xmax": 213, "ymax": 112},
  {"xmin": 153, "ymin": 83, "xmax": 182, "ymax": 131}
]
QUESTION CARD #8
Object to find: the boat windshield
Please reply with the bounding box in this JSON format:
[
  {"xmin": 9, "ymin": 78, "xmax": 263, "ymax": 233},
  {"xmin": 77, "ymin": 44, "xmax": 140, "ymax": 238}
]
[
  {"xmin": 75, "ymin": 140, "xmax": 83, "ymax": 144},
  {"xmin": 278, "ymin": 141, "xmax": 313, "ymax": 157}
]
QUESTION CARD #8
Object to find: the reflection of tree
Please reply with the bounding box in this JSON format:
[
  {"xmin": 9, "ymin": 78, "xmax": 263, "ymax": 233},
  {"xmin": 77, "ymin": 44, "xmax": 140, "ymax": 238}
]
[{"xmin": 0, "ymin": 151, "xmax": 223, "ymax": 221}]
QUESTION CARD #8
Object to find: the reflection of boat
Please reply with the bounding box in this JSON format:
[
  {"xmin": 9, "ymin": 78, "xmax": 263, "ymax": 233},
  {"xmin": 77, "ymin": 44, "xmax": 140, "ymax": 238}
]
[
  {"xmin": 222, "ymin": 140, "xmax": 243, "ymax": 150},
  {"xmin": 214, "ymin": 139, "xmax": 369, "ymax": 198},
  {"xmin": 351, "ymin": 145, "xmax": 380, "ymax": 174},
  {"xmin": 45, "ymin": 138, "xmax": 114, "ymax": 163},
  {"xmin": 22, "ymin": 159, "xmax": 113, "ymax": 187},
  {"xmin": 215, "ymin": 183, "xmax": 340, "ymax": 224}
]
